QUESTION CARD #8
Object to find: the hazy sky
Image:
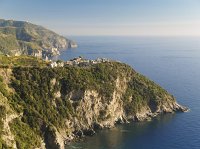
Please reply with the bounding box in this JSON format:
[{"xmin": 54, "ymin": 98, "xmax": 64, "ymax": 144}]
[{"xmin": 0, "ymin": 0, "xmax": 200, "ymax": 36}]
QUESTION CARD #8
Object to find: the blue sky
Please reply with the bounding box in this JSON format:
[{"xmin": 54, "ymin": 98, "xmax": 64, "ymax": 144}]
[{"xmin": 0, "ymin": 0, "xmax": 200, "ymax": 36}]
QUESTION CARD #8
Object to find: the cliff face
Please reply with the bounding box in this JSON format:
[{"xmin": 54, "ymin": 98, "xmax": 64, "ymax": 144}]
[
  {"xmin": 0, "ymin": 19, "xmax": 77, "ymax": 58},
  {"xmin": 0, "ymin": 56, "xmax": 187, "ymax": 149}
]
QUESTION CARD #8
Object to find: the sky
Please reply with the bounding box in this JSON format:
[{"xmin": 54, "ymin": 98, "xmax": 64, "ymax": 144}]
[{"xmin": 0, "ymin": 0, "xmax": 200, "ymax": 36}]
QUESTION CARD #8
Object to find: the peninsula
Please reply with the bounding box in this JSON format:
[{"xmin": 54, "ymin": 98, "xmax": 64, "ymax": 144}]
[
  {"xmin": 0, "ymin": 19, "xmax": 77, "ymax": 59},
  {"xmin": 0, "ymin": 55, "xmax": 188, "ymax": 149}
]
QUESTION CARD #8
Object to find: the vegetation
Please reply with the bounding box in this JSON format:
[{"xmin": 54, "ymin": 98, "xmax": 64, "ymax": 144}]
[
  {"xmin": 0, "ymin": 55, "xmax": 49, "ymax": 67},
  {"xmin": 10, "ymin": 62, "xmax": 130, "ymax": 128},
  {"xmin": 0, "ymin": 89, "xmax": 14, "ymax": 148},
  {"xmin": 0, "ymin": 105, "xmax": 6, "ymax": 126},
  {"xmin": 0, "ymin": 19, "xmax": 74, "ymax": 56},
  {"xmin": 0, "ymin": 34, "xmax": 20, "ymax": 55},
  {"xmin": 10, "ymin": 119, "xmax": 41, "ymax": 149},
  {"xmin": 0, "ymin": 75, "xmax": 9, "ymax": 97},
  {"xmin": 123, "ymin": 72, "xmax": 173, "ymax": 114}
]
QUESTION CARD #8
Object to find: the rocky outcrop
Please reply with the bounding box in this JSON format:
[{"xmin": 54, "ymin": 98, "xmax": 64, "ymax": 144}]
[
  {"xmin": 1, "ymin": 113, "xmax": 18, "ymax": 148},
  {"xmin": 45, "ymin": 73, "xmax": 188, "ymax": 149},
  {"xmin": 0, "ymin": 92, "xmax": 17, "ymax": 148},
  {"xmin": 54, "ymin": 93, "xmax": 186, "ymax": 149}
]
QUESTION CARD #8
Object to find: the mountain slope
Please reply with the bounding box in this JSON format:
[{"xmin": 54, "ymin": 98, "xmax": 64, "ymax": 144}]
[
  {"xmin": 0, "ymin": 56, "xmax": 187, "ymax": 149},
  {"xmin": 0, "ymin": 19, "xmax": 77, "ymax": 58}
]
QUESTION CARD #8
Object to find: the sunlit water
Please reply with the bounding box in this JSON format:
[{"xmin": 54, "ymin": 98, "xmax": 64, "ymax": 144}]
[{"xmin": 53, "ymin": 36, "xmax": 200, "ymax": 149}]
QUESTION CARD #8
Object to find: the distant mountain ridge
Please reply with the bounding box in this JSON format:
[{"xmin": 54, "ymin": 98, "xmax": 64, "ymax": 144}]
[{"xmin": 0, "ymin": 19, "xmax": 77, "ymax": 58}]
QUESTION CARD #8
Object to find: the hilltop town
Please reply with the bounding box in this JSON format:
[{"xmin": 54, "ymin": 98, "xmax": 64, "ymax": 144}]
[{"xmin": 50, "ymin": 56, "xmax": 112, "ymax": 68}]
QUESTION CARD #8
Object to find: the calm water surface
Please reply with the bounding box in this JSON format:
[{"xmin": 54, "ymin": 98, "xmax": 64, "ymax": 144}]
[{"xmin": 54, "ymin": 36, "xmax": 200, "ymax": 149}]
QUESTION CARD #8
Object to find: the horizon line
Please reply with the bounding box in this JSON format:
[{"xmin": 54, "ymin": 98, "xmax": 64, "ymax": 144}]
[{"xmin": 65, "ymin": 34, "xmax": 200, "ymax": 37}]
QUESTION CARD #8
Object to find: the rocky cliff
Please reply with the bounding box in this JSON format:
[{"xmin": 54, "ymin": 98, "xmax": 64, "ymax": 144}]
[
  {"xmin": 0, "ymin": 56, "xmax": 187, "ymax": 149},
  {"xmin": 0, "ymin": 19, "xmax": 77, "ymax": 58}
]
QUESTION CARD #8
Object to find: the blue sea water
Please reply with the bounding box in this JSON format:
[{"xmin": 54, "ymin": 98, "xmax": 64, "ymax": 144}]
[{"xmin": 55, "ymin": 36, "xmax": 200, "ymax": 149}]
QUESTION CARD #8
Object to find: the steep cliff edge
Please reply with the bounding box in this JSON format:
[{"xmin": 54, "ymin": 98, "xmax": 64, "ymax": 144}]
[
  {"xmin": 0, "ymin": 19, "xmax": 77, "ymax": 58},
  {"xmin": 0, "ymin": 56, "xmax": 188, "ymax": 149}
]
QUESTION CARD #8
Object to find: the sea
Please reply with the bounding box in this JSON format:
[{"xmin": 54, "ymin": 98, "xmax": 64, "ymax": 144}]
[{"xmin": 53, "ymin": 36, "xmax": 200, "ymax": 149}]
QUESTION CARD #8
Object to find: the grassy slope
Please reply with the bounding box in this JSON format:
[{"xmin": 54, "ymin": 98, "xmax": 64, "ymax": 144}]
[{"xmin": 0, "ymin": 55, "xmax": 49, "ymax": 67}]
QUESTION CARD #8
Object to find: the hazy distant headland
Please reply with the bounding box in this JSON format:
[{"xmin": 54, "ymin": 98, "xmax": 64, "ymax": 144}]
[{"xmin": 0, "ymin": 19, "xmax": 77, "ymax": 59}]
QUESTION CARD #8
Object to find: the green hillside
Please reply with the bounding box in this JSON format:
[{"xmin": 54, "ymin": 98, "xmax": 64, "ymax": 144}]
[
  {"xmin": 0, "ymin": 55, "xmax": 187, "ymax": 149},
  {"xmin": 0, "ymin": 19, "xmax": 77, "ymax": 58}
]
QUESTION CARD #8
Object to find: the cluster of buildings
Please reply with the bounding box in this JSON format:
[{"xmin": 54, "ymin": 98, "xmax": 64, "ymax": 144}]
[
  {"xmin": 50, "ymin": 61, "xmax": 64, "ymax": 68},
  {"xmin": 65, "ymin": 57, "xmax": 110, "ymax": 66},
  {"xmin": 49, "ymin": 56, "xmax": 111, "ymax": 68}
]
